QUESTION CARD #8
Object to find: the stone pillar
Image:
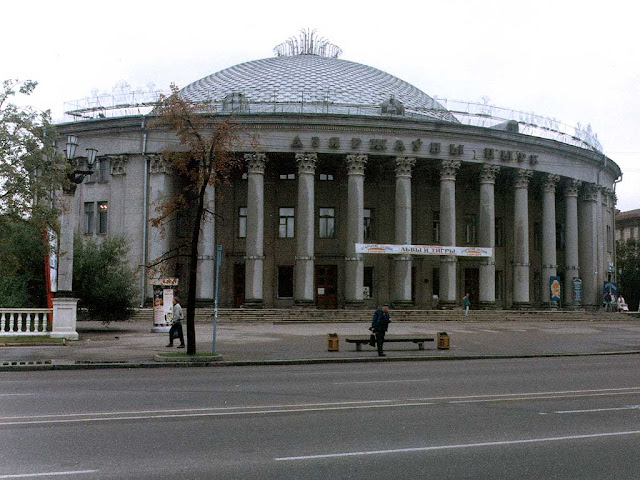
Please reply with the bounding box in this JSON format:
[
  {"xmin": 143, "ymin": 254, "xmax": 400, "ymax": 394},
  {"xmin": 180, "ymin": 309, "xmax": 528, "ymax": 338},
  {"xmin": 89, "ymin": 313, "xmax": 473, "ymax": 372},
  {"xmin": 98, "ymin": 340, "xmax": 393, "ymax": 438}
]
[
  {"xmin": 51, "ymin": 297, "xmax": 79, "ymax": 340},
  {"xmin": 541, "ymin": 174, "xmax": 560, "ymax": 308},
  {"xmin": 294, "ymin": 153, "xmax": 317, "ymax": 307},
  {"xmin": 56, "ymin": 193, "xmax": 76, "ymax": 294},
  {"xmin": 439, "ymin": 160, "xmax": 461, "ymax": 308},
  {"xmin": 579, "ymin": 183, "xmax": 599, "ymax": 308},
  {"xmin": 479, "ymin": 165, "xmax": 500, "ymax": 308},
  {"xmin": 244, "ymin": 153, "xmax": 267, "ymax": 307},
  {"xmin": 147, "ymin": 155, "xmax": 173, "ymax": 297},
  {"xmin": 564, "ymin": 180, "xmax": 581, "ymax": 307},
  {"xmin": 345, "ymin": 154, "xmax": 367, "ymax": 307},
  {"xmin": 195, "ymin": 184, "xmax": 216, "ymax": 304},
  {"xmin": 393, "ymin": 157, "xmax": 416, "ymax": 307},
  {"xmin": 512, "ymin": 169, "xmax": 533, "ymax": 308}
]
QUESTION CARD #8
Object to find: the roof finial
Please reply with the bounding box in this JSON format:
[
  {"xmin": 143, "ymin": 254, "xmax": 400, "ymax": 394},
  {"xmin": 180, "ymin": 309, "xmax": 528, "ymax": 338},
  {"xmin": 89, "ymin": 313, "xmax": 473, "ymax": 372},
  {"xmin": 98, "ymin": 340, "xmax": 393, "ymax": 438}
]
[{"xmin": 274, "ymin": 29, "xmax": 342, "ymax": 58}]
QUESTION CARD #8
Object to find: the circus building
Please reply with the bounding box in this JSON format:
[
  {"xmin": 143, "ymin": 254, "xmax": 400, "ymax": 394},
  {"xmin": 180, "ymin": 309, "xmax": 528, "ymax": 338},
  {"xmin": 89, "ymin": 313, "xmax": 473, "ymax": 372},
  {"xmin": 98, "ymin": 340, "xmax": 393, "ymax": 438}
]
[{"xmin": 56, "ymin": 31, "xmax": 621, "ymax": 311}]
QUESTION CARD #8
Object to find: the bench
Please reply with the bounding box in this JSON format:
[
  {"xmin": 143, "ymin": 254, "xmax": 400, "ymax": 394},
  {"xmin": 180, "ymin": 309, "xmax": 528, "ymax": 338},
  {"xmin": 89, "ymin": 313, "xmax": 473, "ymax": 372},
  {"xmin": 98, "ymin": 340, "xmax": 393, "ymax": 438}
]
[{"xmin": 345, "ymin": 336, "xmax": 435, "ymax": 351}]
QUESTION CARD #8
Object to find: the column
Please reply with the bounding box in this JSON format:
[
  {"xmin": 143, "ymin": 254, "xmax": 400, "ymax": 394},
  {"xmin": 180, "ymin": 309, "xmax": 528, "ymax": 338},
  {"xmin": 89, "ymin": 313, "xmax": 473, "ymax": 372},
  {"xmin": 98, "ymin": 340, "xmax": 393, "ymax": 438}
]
[
  {"xmin": 345, "ymin": 154, "xmax": 367, "ymax": 307},
  {"xmin": 244, "ymin": 153, "xmax": 267, "ymax": 307},
  {"xmin": 56, "ymin": 193, "xmax": 76, "ymax": 294},
  {"xmin": 439, "ymin": 160, "xmax": 461, "ymax": 308},
  {"xmin": 394, "ymin": 157, "xmax": 416, "ymax": 307},
  {"xmin": 294, "ymin": 153, "xmax": 317, "ymax": 306},
  {"xmin": 512, "ymin": 169, "xmax": 533, "ymax": 308},
  {"xmin": 195, "ymin": 184, "xmax": 215, "ymax": 304},
  {"xmin": 479, "ymin": 165, "xmax": 500, "ymax": 308},
  {"xmin": 541, "ymin": 174, "xmax": 560, "ymax": 308},
  {"xmin": 147, "ymin": 155, "xmax": 173, "ymax": 297},
  {"xmin": 579, "ymin": 183, "xmax": 599, "ymax": 308},
  {"xmin": 564, "ymin": 179, "xmax": 581, "ymax": 307}
]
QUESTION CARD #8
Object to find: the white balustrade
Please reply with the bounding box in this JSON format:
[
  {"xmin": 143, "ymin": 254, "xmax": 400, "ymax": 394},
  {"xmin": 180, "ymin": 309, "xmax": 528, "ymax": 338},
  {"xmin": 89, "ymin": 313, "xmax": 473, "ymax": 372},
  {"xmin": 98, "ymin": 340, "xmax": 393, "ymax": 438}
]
[{"xmin": 0, "ymin": 309, "xmax": 52, "ymax": 336}]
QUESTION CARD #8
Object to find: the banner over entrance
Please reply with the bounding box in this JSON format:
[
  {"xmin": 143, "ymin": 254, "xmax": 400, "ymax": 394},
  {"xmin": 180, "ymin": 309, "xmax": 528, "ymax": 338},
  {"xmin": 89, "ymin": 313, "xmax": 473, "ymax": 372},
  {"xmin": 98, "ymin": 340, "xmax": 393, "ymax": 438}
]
[{"xmin": 355, "ymin": 243, "xmax": 493, "ymax": 257}]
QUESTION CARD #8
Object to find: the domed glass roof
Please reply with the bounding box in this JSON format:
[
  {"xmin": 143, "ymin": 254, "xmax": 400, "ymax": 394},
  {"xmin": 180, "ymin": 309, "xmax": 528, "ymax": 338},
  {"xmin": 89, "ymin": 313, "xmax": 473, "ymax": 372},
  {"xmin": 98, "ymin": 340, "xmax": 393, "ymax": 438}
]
[{"xmin": 180, "ymin": 54, "xmax": 458, "ymax": 123}]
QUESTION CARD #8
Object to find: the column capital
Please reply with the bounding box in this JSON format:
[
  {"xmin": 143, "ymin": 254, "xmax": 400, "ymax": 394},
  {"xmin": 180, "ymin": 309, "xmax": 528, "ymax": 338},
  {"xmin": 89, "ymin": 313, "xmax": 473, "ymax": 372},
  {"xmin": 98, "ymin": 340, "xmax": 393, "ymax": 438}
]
[
  {"xmin": 513, "ymin": 169, "xmax": 533, "ymax": 188},
  {"xmin": 245, "ymin": 152, "xmax": 267, "ymax": 175},
  {"xmin": 346, "ymin": 154, "xmax": 368, "ymax": 176},
  {"xmin": 564, "ymin": 179, "xmax": 582, "ymax": 197},
  {"xmin": 107, "ymin": 155, "xmax": 127, "ymax": 175},
  {"xmin": 480, "ymin": 164, "xmax": 500, "ymax": 184},
  {"xmin": 295, "ymin": 153, "xmax": 317, "ymax": 174},
  {"xmin": 395, "ymin": 157, "xmax": 416, "ymax": 178},
  {"xmin": 440, "ymin": 160, "xmax": 461, "ymax": 181},
  {"xmin": 580, "ymin": 183, "xmax": 599, "ymax": 202},
  {"xmin": 543, "ymin": 174, "xmax": 560, "ymax": 193}
]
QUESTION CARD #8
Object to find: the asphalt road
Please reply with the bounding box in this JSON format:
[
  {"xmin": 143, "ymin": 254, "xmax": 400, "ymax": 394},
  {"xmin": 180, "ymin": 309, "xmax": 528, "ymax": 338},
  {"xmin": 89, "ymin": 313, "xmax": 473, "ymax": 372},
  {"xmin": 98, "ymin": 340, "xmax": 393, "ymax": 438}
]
[{"xmin": 2, "ymin": 356, "xmax": 640, "ymax": 479}]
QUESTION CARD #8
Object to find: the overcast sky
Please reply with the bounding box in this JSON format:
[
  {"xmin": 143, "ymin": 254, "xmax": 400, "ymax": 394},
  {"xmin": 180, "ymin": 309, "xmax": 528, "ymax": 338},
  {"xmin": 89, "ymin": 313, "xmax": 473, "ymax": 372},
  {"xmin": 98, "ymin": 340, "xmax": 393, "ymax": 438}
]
[{"xmin": 3, "ymin": 0, "xmax": 638, "ymax": 210}]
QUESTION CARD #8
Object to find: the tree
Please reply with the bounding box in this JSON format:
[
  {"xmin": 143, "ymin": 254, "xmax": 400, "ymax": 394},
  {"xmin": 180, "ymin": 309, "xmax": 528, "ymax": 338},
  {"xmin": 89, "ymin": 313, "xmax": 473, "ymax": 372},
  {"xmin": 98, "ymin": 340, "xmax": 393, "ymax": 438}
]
[
  {"xmin": 617, "ymin": 238, "xmax": 640, "ymax": 312},
  {"xmin": 151, "ymin": 84, "xmax": 241, "ymax": 354},
  {"xmin": 0, "ymin": 79, "xmax": 68, "ymax": 224},
  {"xmin": 73, "ymin": 235, "xmax": 139, "ymax": 323}
]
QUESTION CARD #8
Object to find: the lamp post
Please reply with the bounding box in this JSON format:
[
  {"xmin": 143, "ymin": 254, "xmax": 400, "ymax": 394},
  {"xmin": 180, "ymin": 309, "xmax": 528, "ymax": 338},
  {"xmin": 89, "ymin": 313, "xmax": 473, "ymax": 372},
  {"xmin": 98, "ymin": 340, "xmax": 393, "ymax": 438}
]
[{"xmin": 52, "ymin": 135, "xmax": 97, "ymax": 340}]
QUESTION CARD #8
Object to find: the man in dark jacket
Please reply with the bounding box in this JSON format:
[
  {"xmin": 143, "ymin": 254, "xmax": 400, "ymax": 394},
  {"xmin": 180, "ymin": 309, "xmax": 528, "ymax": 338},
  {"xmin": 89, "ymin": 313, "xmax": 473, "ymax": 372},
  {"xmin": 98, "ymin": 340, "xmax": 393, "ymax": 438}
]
[{"xmin": 370, "ymin": 304, "xmax": 390, "ymax": 357}]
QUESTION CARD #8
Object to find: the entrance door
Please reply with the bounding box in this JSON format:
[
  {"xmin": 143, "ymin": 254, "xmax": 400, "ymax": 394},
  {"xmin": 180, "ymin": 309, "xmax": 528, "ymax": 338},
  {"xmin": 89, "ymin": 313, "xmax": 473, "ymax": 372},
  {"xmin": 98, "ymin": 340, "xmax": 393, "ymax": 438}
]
[
  {"xmin": 233, "ymin": 263, "xmax": 245, "ymax": 308},
  {"xmin": 316, "ymin": 265, "xmax": 338, "ymax": 309},
  {"xmin": 464, "ymin": 268, "xmax": 480, "ymax": 306}
]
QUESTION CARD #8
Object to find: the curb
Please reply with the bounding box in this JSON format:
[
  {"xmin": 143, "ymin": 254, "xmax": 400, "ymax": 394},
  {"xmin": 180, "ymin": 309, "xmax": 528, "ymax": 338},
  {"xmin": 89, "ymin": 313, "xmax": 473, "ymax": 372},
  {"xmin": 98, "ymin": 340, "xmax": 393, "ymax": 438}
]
[{"xmin": 2, "ymin": 350, "xmax": 640, "ymax": 371}]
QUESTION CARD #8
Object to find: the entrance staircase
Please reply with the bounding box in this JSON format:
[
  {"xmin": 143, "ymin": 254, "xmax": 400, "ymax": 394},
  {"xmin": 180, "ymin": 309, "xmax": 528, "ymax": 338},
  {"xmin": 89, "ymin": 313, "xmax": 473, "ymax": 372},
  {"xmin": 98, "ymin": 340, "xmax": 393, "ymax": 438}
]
[{"xmin": 128, "ymin": 308, "xmax": 633, "ymax": 323}]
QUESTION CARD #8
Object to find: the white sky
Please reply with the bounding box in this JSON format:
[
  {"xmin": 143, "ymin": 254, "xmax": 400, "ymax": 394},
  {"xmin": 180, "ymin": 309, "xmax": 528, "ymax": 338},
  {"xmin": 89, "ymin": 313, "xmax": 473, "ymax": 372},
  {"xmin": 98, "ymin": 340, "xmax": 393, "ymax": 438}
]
[{"xmin": 3, "ymin": 0, "xmax": 639, "ymax": 210}]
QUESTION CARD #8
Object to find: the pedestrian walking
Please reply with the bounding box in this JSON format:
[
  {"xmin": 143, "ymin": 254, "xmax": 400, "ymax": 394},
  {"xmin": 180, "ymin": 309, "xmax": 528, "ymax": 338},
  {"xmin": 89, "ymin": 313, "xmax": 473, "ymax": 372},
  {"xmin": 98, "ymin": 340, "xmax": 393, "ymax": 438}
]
[
  {"xmin": 604, "ymin": 291, "xmax": 612, "ymax": 312},
  {"xmin": 370, "ymin": 304, "xmax": 391, "ymax": 357},
  {"xmin": 166, "ymin": 296, "xmax": 185, "ymax": 348},
  {"xmin": 463, "ymin": 293, "xmax": 471, "ymax": 317}
]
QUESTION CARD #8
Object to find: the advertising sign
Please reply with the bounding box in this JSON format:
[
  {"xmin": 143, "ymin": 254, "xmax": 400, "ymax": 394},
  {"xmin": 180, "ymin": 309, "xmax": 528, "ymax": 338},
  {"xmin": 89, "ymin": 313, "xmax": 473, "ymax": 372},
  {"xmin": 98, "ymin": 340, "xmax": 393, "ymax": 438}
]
[
  {"xmin": 355, "ymin": 243, "xmax": 492, "ymax": 257},
  {"xmin": 549, "ymin": 276, "xmax": 561, "ymax": 303},
  {"xmin": 573, "ymin": 277, "xmax": 583, "ymax": 303},
  {"xmin": 603, "ymin": 281, "xmax": 618, "ymax": 296},
  {"xmin": 152, "ymin": 278, "xmax": 179, "ymax": 332}
]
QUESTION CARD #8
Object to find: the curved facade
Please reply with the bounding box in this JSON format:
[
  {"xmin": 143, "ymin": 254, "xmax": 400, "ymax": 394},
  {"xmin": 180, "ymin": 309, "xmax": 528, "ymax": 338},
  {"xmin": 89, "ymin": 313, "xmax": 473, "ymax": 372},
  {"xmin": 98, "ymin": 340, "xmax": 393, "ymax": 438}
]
[{"xmin": 56, "ymin": 50, "xmax": 621, "ymax": 311}]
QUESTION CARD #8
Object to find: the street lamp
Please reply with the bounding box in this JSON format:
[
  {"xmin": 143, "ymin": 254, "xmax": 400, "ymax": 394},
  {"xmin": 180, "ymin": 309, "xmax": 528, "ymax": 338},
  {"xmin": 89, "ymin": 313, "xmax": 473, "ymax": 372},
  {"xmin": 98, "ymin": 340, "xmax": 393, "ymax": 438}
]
[{"xmin": 63, "ymin": 135, "xmax": 98, "ymax": 194}]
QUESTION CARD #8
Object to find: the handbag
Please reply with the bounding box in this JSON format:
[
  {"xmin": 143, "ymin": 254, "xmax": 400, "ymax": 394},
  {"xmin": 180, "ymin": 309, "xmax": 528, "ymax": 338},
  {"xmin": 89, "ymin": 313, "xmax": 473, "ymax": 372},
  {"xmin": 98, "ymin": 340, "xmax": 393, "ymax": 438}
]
[{"xmin": 368, "ymin": 334, "xmax": 376, "ymax": 347}]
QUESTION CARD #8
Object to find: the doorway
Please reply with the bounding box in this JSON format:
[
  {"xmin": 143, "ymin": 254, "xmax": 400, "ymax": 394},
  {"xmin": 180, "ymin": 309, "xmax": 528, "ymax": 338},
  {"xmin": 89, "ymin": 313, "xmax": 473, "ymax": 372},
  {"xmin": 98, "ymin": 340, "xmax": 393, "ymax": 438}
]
[
  {"xmin": 464, "ymin": 268, "xmax": 480, "ymax": 306},
  {"xmin": 315, "ymin": 265, "xmax": 338, "ymax": 309},
  {"xmin": 233, "ymin": 263, "xmax": 245, "ymax": 308}
]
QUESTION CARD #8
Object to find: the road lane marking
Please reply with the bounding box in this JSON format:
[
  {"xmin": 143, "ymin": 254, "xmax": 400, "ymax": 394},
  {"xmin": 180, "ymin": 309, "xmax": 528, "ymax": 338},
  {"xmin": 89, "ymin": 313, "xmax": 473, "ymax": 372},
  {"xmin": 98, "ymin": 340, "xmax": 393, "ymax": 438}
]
[
  {"xmin": 541, "ymin": 405, "xmax": 640, "ymax": 415},
  {"xmin": 0, "ymin": 394, "xmax": 32, "ymax": 397},
  {"xmin": 275, "ymin": 430, "xmax": 640, "ymax": 461},
  {"xmin": 0, "ymin": 402, "xmax": 436, "ymax": 426},
  {"xmin": 0, "ymin": 470, "xmax": 97, "ymax": 478}
]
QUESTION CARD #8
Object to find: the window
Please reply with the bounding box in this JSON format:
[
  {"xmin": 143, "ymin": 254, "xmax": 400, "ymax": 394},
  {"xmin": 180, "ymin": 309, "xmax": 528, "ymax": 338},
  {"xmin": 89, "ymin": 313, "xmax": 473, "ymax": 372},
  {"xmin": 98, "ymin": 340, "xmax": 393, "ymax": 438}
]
[
  {"xmin": 363, "ymin": 209, "xmax": 373, "ymax": 241},
  {"xmin": 319, "ymin": 208, "xmax": 335, "ymax": 238},
  {"xmin": 432, "ymin": 268, "xmax": 440, "ymax": 299},
  {"xmin": 432, "ymin": 211, "xmax": 440, "ymax": 243},
  {"xmin": 83, "ymin": 202, "xmax": 94, "ymax": 234},
  {"xmin": 533, "ymin": 222, "xmax": 542, "ymax": 252},
  {"xmin": 279, "ymin": 172, "xmax": 295, "ymax": 180},
  {"xmin": 98, "ymin": 158, "xmax": 110, "ymax": 183},
  {"xmin": 319, "ymin": 173, "xmax": 334, "ymax": 181},
  {"xmin": 277, "ymin": 266, "xmax": 294, "ymax": 298},
  {"xmin": 364, "ymin": 267, "xmax": 374, "ymax": 299},
  {"xmin": 86, "ymin": 162, "xmax": 97, "ymax": 183},
  {"xmin": 279, "ymin": 207, "xmax": 295, "ymax": 238},
  {"xmin": 495, "ymin": 217, "xmax": 505, "ymax": 247},
  {"xmin": 464, "ymin": 214, "xmax": 478, "ymax": 245},
  {"xmin": 238, "ymin": 207, "xmax": 247, "ymax": 238},
  {"xmin": 607, "ymin": 225, "xmax": 612, "ymax": 253},
  {"xmin": 97, "ymin": 202, "xmax": 108, "ymax": 234}
]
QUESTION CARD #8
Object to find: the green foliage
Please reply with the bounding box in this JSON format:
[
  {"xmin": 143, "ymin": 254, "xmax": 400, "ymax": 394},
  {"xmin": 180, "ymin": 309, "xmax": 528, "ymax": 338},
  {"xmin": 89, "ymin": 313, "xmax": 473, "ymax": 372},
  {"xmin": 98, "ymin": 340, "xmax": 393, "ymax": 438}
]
[
  {"xmin": 73, "ymin": 235, "xmax": 139, "ymax": 322},
  {"xmin": 0, "ymin": 79, "xmax": 68, "ymax": 225},
  {"xmin": 616, "ymin": 238, "xmax": 640, "ymax": 311},
  {"xmin": 0, "ymin": 216, "xmax": 46, "ymax": 307}
]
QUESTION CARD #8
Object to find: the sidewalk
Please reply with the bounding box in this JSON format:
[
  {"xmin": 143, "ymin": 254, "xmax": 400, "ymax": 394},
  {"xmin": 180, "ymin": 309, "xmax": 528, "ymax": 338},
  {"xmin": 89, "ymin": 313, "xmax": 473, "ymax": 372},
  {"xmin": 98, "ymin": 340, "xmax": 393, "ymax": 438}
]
[{"xmin": 2, "ymin": 318, "xmax": 640, "ymax": 370}]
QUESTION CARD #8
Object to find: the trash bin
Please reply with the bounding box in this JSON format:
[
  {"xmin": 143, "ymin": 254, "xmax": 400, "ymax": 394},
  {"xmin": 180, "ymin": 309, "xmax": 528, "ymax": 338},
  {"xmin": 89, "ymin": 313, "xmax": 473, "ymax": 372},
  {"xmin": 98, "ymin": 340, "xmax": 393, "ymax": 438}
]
[
  {"xmin": 437, "ymin": 332, "xmax": 450, "ymax": 350},
  {"xmin": 327, "ymin": 333, "xmax": 340, "ymax": 352}
]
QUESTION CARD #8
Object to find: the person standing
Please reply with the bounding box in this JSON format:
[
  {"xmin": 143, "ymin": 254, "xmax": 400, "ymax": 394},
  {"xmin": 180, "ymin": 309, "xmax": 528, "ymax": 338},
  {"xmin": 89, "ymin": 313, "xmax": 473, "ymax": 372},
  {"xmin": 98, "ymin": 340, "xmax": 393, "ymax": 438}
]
[
  {"xmin": 166, "ymin": 296, "xmax": 185, "ymax": 348},
  {"xmin": 370, "ymin": 304, "xmax": 391, "ymax": 357},
  {"xmin": 463, "ymin": 293, "xmax": 471, "ymax": 317}
]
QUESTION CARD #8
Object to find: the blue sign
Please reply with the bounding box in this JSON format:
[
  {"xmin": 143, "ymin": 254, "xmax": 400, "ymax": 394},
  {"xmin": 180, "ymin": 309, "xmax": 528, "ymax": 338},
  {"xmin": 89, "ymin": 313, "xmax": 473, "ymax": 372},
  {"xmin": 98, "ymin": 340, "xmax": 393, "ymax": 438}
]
[
  {"xmin": 550, "ymin": 276, "xmax": 561, "ymax": 302},
  {"xmin": 603, "ymin": 281, "xmax": 617, "ymax": 296}
]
